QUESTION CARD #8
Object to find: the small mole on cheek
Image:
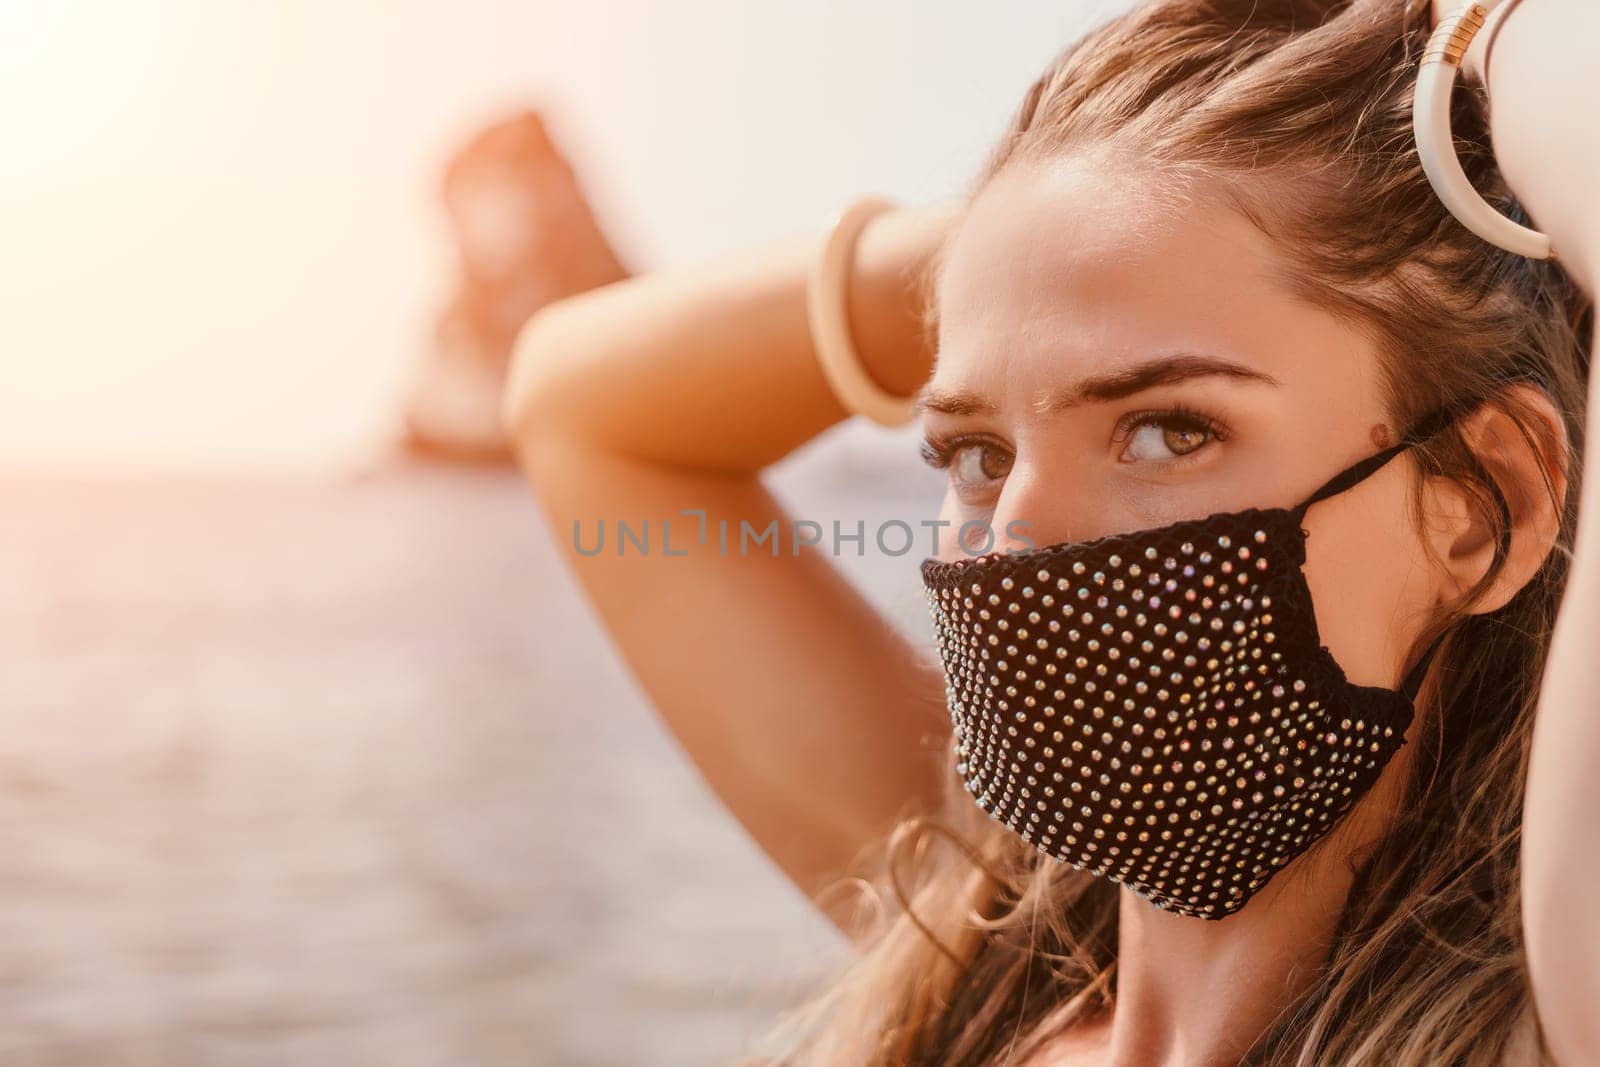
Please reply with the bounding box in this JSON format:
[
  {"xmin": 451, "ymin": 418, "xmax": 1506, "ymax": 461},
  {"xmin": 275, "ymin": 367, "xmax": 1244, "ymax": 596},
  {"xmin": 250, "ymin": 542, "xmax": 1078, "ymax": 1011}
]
[{"xmin": 1370, "ymin": 423, "xmax": 1396, "ymax": 448}]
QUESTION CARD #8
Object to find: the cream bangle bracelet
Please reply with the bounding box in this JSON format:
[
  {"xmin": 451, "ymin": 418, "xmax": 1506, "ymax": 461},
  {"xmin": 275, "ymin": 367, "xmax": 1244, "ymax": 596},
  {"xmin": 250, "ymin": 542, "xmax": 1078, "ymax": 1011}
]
[
  {"xmin": 1414, "ymin": 1, "xmax": 1554, "ymax": 260},
  {"xmin": 806, "ymin": 196, "xmax": 919, "ymax": 428}
]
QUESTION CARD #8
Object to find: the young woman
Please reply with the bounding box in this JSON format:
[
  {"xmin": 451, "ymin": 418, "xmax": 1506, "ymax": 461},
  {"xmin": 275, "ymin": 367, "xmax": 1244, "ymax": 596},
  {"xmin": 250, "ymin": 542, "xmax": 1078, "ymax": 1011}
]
[{"xmin": 503, "ymin": 0, "xmax": 1598, "ymax": 1062}]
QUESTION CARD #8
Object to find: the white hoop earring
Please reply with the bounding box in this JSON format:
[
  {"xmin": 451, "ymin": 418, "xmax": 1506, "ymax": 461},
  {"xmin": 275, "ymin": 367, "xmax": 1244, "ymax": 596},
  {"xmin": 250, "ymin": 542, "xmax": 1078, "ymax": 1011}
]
[
  {"xmin": 1413, "ymin": 2, "xmax": 1554, "ymax": 260},
  {"xmin": 807, "ymin": 197, "xmax": 919, "ymax": 428}
]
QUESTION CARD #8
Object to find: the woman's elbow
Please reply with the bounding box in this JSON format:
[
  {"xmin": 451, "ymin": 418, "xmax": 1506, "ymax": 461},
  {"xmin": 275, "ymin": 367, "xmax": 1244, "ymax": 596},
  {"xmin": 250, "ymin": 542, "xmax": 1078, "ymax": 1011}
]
[{"xmin": 501, "ymin": 304, "xmax": 573, "ymax": 464}]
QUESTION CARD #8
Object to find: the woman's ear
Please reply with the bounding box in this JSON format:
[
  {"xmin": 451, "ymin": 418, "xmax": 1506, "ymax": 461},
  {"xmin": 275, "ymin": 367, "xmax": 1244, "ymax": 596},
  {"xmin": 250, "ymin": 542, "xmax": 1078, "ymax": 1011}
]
[{"xmin": 1421, "ymin": 383, "xmax": 1570, "ymax": 616}]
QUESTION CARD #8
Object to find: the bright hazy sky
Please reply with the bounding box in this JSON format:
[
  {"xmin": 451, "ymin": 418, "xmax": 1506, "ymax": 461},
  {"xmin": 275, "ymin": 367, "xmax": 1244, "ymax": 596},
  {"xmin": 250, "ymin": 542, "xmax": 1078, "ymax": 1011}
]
[{"xmin": 0, "ymin": 0, "xmax": 1130, "ymax": 475}]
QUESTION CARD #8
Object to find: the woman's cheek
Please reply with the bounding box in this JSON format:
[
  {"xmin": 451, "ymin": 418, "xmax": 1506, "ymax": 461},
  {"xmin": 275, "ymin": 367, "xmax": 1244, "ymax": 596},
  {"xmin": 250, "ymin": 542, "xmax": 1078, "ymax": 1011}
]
[
  {"xmin": 932, "ymin": 490, "xmax": 1007, "ymax": 560},
  {"xmin": 1300, "ymin": 472, "xmax": 1440, "ymax": 690}
]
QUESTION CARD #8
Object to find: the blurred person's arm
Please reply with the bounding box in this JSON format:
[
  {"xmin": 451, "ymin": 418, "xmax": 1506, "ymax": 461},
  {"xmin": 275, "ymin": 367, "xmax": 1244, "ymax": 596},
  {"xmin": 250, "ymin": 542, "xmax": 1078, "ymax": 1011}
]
[
  {"xmin": 1437, "ymin": 0, "xmax": 1600, "ymax": 1062},
  {"xmin": 502, "ymin": 202, "xmax": 963, "ymax": 941}
]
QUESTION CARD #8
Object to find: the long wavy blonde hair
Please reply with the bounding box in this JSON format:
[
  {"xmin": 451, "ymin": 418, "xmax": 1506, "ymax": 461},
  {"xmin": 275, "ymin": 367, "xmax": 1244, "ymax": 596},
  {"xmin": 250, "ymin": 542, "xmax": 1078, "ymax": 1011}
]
[{"xmin": 746, "ymin": 1, "xmax": 1590, "ymax": 1064}]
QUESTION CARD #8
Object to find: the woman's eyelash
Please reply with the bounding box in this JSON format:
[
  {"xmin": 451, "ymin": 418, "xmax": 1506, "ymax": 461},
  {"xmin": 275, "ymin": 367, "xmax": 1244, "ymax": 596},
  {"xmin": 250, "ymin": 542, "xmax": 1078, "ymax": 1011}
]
[
  {"xmin": 919, "ymin": 406, "xmax": 1228, "ymax": 470},
  {"xmin": 1112, "ymin": 404, "xmax": 1229, "ymax": 446},
  {"xmin": 920, "ymin": 433, "xmax": 1002, "ymax": 469}
]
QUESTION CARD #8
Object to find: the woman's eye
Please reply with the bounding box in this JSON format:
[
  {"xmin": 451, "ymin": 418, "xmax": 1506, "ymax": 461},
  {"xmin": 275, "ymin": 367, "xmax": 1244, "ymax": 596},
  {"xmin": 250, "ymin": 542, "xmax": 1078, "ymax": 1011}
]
[
  {"xmin": 953, "ymin": 442, "xmax": 1013, "ymax": 485},
  {"xmin": 920, "ymin": 435, "xmax": 1013, "ymax": 490},
  {"xmin": 1118, "ymin": 411, "xmax": 1222, "ymax": 463}
]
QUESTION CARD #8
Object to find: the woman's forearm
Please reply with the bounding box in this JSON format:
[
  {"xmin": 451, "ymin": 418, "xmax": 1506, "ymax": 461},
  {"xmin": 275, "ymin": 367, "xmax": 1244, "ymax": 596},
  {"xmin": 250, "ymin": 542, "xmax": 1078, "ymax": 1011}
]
[
  {"xmin": 502, "ymin": 200, "xmax": 961, "ymax": 474},
  {"xmin": 1472, "ymin": 3, "xmax": 1600, "ymax": 1061}
]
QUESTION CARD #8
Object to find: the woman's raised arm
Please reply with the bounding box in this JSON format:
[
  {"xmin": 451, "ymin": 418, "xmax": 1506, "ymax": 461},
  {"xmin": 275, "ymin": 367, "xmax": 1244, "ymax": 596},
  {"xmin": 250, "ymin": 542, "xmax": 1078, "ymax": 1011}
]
[
  {"xmin": 1442, "ymin": 0, "xmax": 1600, "ymax": 1061},
  {"xmin": 501, "ymin": 201, "xmax": 963, "ymax": 940}
]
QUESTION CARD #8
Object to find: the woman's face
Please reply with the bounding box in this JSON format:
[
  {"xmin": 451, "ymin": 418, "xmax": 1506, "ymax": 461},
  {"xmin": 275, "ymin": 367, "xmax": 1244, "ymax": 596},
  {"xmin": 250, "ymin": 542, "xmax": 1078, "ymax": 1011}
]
[{"xmin": 921, "ymin": 154, "xmax": 1441, "ymax": 691}]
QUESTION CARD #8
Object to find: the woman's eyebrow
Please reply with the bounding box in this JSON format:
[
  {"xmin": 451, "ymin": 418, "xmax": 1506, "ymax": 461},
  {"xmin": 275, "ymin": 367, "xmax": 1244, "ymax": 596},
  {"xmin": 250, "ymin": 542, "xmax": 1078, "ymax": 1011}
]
[
  {"xmin": 914, "ymin": 353, "xmax": 1280, "ymax": 417},
  {"xmin": 1047, "ymin": 353, "xmax": 1281, "ymax": 412},
  {"xmin": 913, "ymin": 386, "xmax": 996, "ymax": 416}
]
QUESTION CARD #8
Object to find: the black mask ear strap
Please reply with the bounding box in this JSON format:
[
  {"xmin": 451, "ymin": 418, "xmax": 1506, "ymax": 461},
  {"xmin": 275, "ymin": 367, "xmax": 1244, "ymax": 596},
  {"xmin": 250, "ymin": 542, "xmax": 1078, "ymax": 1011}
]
[{"xmin": 1289, "ymin": 401, "xmax": 1473, "ymax": 522}]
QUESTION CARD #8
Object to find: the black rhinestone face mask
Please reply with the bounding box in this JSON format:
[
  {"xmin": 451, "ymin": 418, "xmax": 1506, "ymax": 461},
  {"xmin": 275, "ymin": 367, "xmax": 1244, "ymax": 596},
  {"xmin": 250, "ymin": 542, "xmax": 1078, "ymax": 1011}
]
[{"xmin": 919, "ymin": 404, "xmax": 1468, "ymax": 920}]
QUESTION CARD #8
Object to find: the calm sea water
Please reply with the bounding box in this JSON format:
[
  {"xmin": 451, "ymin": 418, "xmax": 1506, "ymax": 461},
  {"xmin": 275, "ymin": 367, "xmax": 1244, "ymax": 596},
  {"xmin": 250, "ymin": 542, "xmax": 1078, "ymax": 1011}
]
[{"xmin": 0, "ymin": 441, "xmax": 944, "ymax": 1066}]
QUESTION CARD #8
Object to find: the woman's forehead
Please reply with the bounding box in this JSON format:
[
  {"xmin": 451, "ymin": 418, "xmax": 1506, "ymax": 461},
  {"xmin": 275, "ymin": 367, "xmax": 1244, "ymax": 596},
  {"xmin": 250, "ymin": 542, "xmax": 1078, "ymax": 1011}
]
[{"xmin": 931, "ymin": 157, "xmax": 1383, "ymax": 408}]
